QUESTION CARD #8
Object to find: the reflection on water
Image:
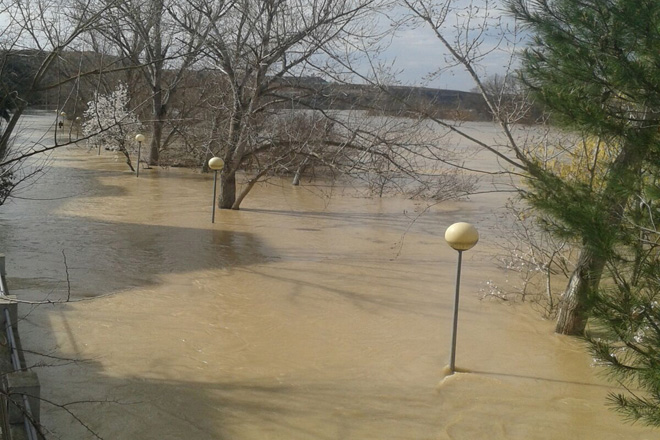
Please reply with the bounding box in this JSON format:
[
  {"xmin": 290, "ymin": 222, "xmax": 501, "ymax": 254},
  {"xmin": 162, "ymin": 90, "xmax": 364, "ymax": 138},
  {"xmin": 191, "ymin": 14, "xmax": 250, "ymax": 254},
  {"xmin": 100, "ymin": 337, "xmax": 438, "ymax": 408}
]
[{"xmin": 0, "ymin": 119, "xmax": 656, "ymax": 439}]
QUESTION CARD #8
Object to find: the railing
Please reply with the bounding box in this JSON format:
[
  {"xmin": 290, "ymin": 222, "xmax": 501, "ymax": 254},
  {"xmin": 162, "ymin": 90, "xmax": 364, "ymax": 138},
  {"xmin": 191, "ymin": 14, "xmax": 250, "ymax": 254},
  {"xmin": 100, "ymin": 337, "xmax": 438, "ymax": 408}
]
[{"xmin": 0, "ymin": 254, "xmax": 41, "ymax": 440}]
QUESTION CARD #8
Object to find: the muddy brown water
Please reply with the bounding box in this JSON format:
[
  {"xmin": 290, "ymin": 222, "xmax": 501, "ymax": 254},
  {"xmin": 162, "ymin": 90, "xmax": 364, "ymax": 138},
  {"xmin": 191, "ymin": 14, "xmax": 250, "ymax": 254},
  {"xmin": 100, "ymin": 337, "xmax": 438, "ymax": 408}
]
[{"xmin": 0, "ymin": 113, "xmax": 656, "ymax": 439}]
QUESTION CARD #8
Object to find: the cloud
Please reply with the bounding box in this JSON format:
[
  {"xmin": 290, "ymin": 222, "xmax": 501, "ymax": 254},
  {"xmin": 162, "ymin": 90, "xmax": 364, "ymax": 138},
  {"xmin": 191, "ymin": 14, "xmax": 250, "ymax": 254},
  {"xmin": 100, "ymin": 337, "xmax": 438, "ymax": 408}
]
[{"xmin": 375, "ymin": 1, "xmax": 524, "ymax": 91}]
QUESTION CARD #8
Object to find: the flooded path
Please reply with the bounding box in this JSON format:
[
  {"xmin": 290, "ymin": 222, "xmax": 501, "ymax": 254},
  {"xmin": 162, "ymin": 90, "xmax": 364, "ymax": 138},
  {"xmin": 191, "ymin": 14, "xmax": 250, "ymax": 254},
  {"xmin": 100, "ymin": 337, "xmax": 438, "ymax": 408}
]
[{"xmin": 0, "ymin": 114, "xmax": 655, "ymax": 439}]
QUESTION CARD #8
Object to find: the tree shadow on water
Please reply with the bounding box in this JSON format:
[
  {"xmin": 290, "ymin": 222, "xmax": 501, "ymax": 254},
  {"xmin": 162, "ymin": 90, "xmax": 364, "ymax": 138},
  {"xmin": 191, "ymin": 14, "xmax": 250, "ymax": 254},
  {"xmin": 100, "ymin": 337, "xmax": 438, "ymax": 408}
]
[
  {"xmin": 0, "ymin": 163, "xmax": 277, "ymax": 299},
  {"xmin": 36, "ymin": 357, "xmax": 442, "ymax": 440},
  {"xmin": 1, "ymin": 218, "xmax": 273, "ymax": 300}
]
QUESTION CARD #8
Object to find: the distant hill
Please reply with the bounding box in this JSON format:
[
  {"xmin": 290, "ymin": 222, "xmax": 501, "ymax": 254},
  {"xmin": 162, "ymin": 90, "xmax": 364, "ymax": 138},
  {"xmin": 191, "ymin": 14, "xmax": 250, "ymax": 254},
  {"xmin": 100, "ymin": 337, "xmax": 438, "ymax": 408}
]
[{"xmin": 270, "ymin": 77, "xmax": 494, "ymax": 121}]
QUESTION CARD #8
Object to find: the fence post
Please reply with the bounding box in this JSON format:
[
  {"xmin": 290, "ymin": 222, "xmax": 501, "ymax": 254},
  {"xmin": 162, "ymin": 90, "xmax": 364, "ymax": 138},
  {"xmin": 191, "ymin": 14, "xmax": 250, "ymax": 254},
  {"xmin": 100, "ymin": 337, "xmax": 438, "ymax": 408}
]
[
  {"xmin": 6, "ymin": 371, "xmax": 40, "ymax": 425},
  {"xmin": 0, "ymin": 254, "xmax": 42, "ymax": 437},
  {"xmin": 0, "ymin": 254, "xmax": 18, "ymax": 330}
]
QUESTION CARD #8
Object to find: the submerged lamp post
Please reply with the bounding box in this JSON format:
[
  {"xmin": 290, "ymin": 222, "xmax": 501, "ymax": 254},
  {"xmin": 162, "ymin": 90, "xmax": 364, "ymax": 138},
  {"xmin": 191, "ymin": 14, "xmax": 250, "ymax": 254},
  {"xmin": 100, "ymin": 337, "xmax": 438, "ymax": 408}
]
[
  {"xmin": 135, "ymin": 134, "xmax": 145, "ymax": 177},
  {"xmin": 445, "ymin": 222, "xmax": 479, "ymax": 375},
  {"xmin": 208, "ymin": 157, "xmax": 225, "ymax": 223},
  {"xmin": 59, "ymin": 111, "xmax": 66, "ymax": 130}
]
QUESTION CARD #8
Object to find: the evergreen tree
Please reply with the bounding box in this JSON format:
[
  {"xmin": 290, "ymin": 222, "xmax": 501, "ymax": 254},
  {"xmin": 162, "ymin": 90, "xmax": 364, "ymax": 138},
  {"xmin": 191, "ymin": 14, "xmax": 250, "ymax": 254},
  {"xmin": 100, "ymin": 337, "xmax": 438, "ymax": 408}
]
[
  {"xmin": 508, "ymin": 0, "xmax": 660, "ymax": 334},
  {"xmin": 586, "ymin": 170, "xmax": 660, "ymax": 426}
]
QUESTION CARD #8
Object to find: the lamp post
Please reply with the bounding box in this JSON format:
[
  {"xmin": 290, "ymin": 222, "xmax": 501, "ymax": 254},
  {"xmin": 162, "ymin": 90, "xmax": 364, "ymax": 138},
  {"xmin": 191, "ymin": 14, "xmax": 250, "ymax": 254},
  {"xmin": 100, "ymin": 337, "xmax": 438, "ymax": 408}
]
[
  {"xmin": 444, "ymin": 222, "xmax": 479, "ymax": 375},
  {"xmin": 208, "ymin": 157, "xmax": 225, "ymax": 223},
  {"xmin": 135, "ymin": 134, "xmax": 145, "ymax": 177}
]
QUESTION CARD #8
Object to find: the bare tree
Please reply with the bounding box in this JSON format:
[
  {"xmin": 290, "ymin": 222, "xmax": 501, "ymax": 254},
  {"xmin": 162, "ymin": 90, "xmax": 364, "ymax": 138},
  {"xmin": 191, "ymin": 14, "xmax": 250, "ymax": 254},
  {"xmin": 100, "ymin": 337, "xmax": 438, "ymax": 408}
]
[
  {"xmin": 76, "ymin": 0, "xmax": 232, "ymax": 165},
  {"xmin": 173, "ymin": 0, "xmax": 473, "ymax": 210},
  {"xmin": 181, "ymin": 0, "xmax": 379, "ymax": 209}
]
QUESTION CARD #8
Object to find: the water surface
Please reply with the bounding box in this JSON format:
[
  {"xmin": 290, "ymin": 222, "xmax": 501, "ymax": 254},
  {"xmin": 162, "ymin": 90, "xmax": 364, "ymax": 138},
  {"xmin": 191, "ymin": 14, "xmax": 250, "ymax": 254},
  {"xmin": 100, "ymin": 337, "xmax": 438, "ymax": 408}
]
[{"xmin": 0, "ymin": 114, "xmax": 654, "ymax": 439}]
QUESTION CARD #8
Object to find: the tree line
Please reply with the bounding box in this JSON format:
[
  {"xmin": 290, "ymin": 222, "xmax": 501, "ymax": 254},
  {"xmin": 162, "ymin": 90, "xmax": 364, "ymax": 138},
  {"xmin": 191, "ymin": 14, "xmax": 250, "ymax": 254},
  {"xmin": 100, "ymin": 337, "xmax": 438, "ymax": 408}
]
[{"xmin": 1, "ymin": 0, "xmax": 483, "ymax": 212}]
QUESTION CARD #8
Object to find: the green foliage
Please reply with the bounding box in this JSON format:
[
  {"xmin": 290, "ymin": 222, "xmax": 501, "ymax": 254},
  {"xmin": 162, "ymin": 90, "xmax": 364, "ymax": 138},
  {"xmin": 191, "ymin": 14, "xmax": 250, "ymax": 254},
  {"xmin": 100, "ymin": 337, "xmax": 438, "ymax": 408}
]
[
  {"xmin": 509, "ymin": 0, "xmax": 660, "ymax": 138},
  {"xmin": 509, "ymin": 0, "xmax": 660, "ymax": 232},
  {"xmin": 587, "ymin": 177, "xmax": 660, "ymax": 426},
  {"xmin": 511, "ymin": 0, "xmax": 660, "ymax": 236},
  {"xmin": 510, "ymin": 0, "xmax": 660, "ymax": 420},
  {"xmin": 523, "ymin": 153, "xmax": 646, "ymax": 261}
]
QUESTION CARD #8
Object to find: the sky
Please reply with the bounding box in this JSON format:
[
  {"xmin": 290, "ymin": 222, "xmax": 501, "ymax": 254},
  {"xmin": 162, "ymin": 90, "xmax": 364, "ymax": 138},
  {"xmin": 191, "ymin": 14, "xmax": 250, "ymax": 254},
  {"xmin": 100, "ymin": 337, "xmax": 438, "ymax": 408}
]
[
  {"xmin": 374, "ymin": 1, "xmax": 522, "ymax": 92},
  {"xmin": 0, "ymin": 0, "xmax": 520, "ymax": 93}
]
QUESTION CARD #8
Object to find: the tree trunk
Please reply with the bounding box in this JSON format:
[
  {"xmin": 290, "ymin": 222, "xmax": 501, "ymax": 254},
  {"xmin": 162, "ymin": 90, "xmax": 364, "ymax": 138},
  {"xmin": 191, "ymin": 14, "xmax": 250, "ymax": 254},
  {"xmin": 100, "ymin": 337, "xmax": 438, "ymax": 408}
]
[
  {"xmin": 220, "ymin": 171, "xmax": 237, "ymax": 209},
  {"xmin": 149, "ymin": 119, "xmax": 162, "ymax": 165},
  {"xmin": 149, "ymin": 95, "xmax": 164, "ymax": 165},
  {"xmin": 292, "ymin": 158, "xmax": 309, "ymax": 186},
  {"xmin": 148, "ymin": 0, "xmax": 164, "ymax": 166},
  {"xmin": 0, "ymin": 104, "xmax": 25, "ymax": 159},
  {"xmin": 554, "ymin": 134, "xmax": 648, "ymax": 334},
  {"xmin": 232, "ymin": 168, "xmax": 272, "ymax": 209},
  {"xmin": 202, "ymin": 152, "xmax": 212, "ymax": 173},
  {"xmin": 120, "ymin": 149, "xmax": 136, "ymax": 172},
  {"xmin": 554, "ymin": 246, "xmax": 606, "ymax": 335},
  {"xmin": 232, "ymin": 179, "xmax": 257, "ymax": 210},
  {"xmin": 292, "ymin": 168, "xmax": 302, "ymax": 186}
]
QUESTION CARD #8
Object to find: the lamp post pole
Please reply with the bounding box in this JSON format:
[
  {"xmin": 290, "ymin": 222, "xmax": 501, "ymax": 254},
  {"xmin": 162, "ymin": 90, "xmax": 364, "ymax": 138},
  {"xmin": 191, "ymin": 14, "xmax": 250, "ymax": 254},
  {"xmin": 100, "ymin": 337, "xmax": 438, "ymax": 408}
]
[
  {"xmin": 449, "ymin": 249, "xmax": 463, "ymax": 374},
  {"xmin": 208, "ymin": 157, "xmax": 225, "ymax": 223},
  {"xmin": 444, "ymin": 222, "xmax": 479, "ymax": 375},
  {"xmin": 59, "ymin": 111, "xmax": 67, "ymax": 143},
  {"xmin": 135, "ymin": 134, "xmax": 145, "ymax": 177}
]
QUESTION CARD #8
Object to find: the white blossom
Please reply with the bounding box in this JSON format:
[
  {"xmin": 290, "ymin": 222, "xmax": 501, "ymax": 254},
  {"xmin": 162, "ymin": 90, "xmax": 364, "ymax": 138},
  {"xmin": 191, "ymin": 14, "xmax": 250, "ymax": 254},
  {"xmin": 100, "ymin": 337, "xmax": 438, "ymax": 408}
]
[{"xmin": 83, "ymin": 83, "xmax": 142, "ymax": 152}]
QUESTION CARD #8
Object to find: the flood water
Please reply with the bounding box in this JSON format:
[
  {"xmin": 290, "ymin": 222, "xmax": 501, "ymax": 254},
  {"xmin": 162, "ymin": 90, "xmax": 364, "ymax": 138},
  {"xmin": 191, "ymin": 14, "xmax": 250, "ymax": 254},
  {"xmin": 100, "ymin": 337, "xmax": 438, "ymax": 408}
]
[{"xmin": 0, "ymin": 113, "xmax": 656, "ymax": 439}]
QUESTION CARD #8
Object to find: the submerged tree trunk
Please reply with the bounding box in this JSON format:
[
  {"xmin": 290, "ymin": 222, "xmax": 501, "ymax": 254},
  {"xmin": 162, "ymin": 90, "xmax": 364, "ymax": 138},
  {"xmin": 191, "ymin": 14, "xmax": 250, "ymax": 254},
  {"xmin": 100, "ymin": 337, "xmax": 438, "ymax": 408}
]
[
  {"xmin": 292, "ymin": 168, "xmax": 302, "ymax": 186},
  {"xmin": 232, "ymin": 168, "xmax": 273, "ymax": 209},
  {"xmin": 232, "ymin": 180, "xmax": 257, "ymax": 210},
  {"xmin": 554, "ymin": 134, "xmax": 649, "ymax": 335},
  {"xmin": 149, "ymin": 125, "xmax": 161, "ymax": 165},
  {"xmin": 220, "ymin": 171, "xmax": 237, "ymax": 210},
  {"xmin": 120, "ymin": 147, "xmax": 136, "ymax": 172},
  {"xmin": 555, "ymin": 247, "xmax": 606, "ymax": 335},
  {"xmin": 292, "ymin": 158, "xmax": 309, "ymax": 186}
]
